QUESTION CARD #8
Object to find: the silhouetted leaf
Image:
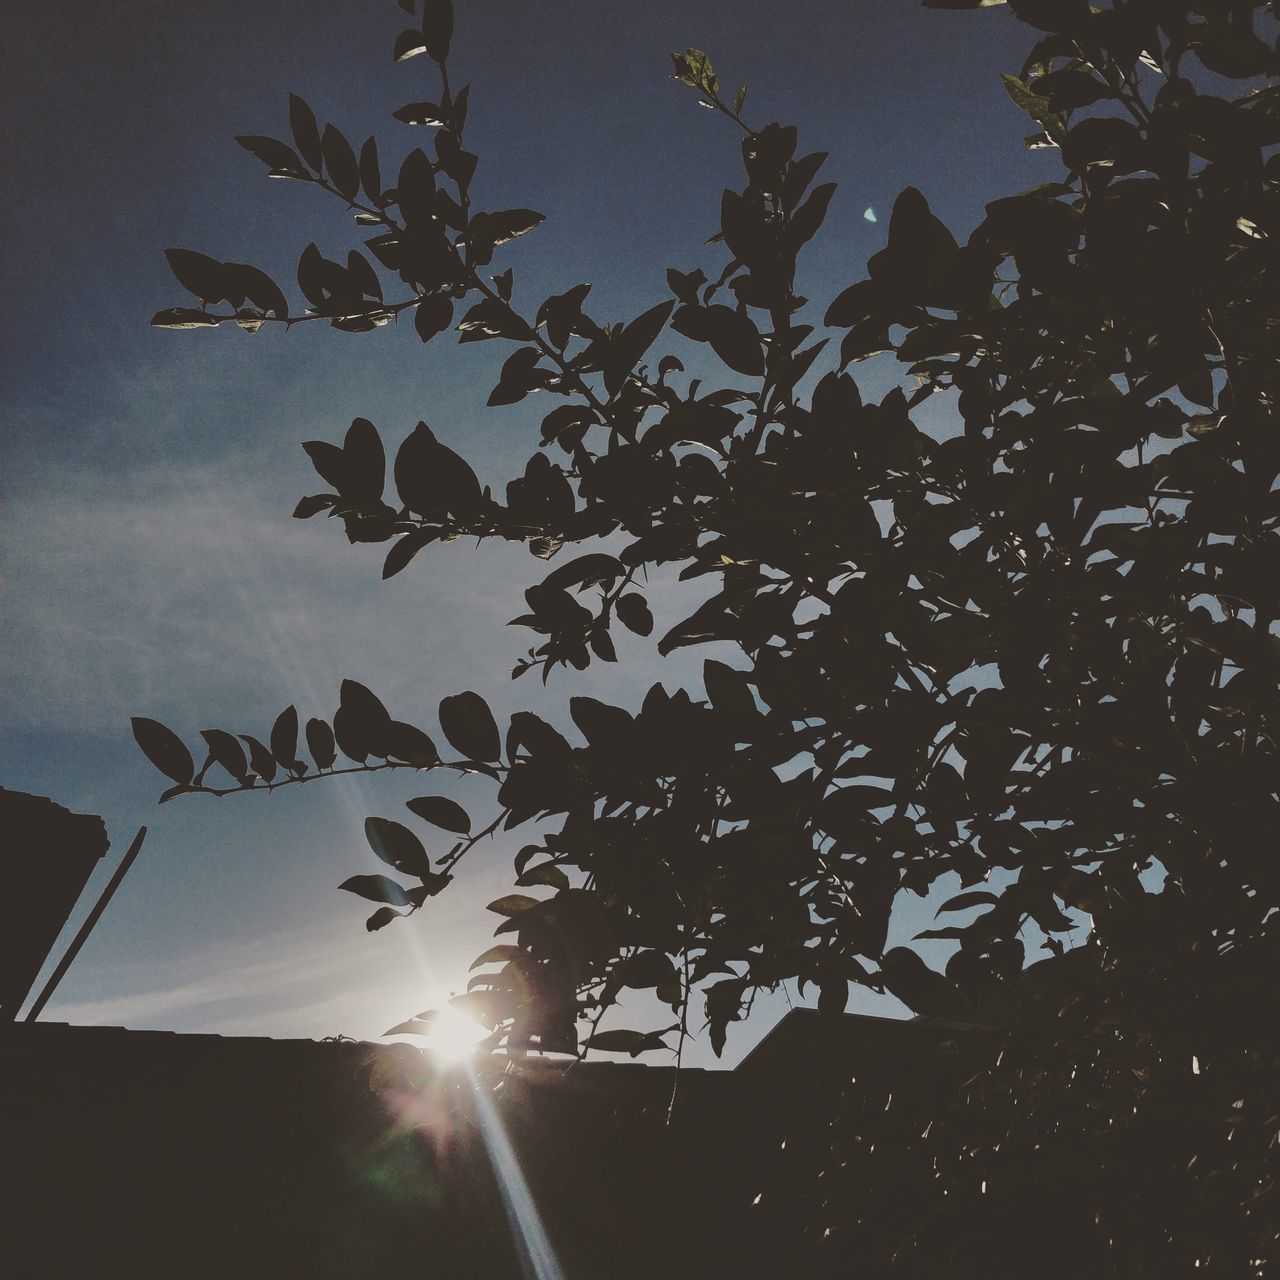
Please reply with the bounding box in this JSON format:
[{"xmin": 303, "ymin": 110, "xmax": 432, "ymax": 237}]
[
  {"xmin": 359, "ymin": 136, "xmax": 382, "ymax": 203},
  {"xmin": 421, "ymin": 0, "xmax": 453, "ymax": 62},
  {"xmin": 487, "ymin": 894, "xmax": 540, "ymax": 916},
  {"xmin": 393, "ymin": 101, "xmax": 448, "ymax": 126},
  {"xmin": 288, "ymin": 93, "xmax": 323, "ymax": 169},
  {"xmin": 518, "ymin": 862, "xmax": 570, "ymax": 890},
  {"xmin": 270, "ymin": 705, "xmax": 300, "ymax": 770},
  {"xmin": 586, "ymin": 1029, "xmax": 670, "ymax": 1057},
  {"xmin": 394, "ymin": 29, "xmax": 429, "ymax": 61},
  {"xmin": 335, "ymin": 678, "xmax": 393, "ymax": 760},
  {"xmin": 406, "ymin": 794, "xmax": 472, "ymax": 833},
  {"xmin": 438, "ymin": 690, "xmax": 501, "ymax": 762},
  {"xmin": 343, "ymin": 416, "xmax": 385, "ymax": 505},
  {"xmin": 293, "ymin": 494, "xmax": 335, "ymax": 519},
  {"xmin": 383, "ymin": 720, "xmax": 439, "ymax": 766},
  {"xmin": 396, "ymin": 148, "xmax": 436, "ymax": 227},
  {"xmin": 937, "ymin": 889, "xmax": 999, "ymax": 914},
  {"xmin": 165, "ymin": 249, "xmax": 227, "ymax": 304},
  {"xmin": 790, "ymin": 181, "xmax": 837, "ymax": 248},
  {"xmin": 383, "ymin": 527, "xmax": 441, "ymax": 579},
  {"xmin": 306, "ymin": 717, "xmax": 337, "ymax": 770},
  {"xmin": 200, "ymin": 729, "xmax": 250, "ymax": 785},
  {"xmin": 470, "ymin": 945, "xmax": 523, "ymax": 970},
  {"xmin": 674, "ymin": 303, "xmax": 764, "ymax": 376},
  {"xmin": 235, "ymin": 135, "xmax": 307, "ymax": 175},
  {"xmin": 226, "ymin": 262, "xmax": 288, "ymax": 318},
  {"xmin": 394, "ymin": 421, "xmax": 484, "ymax": 518},
  {"xmin": 616, "ymin": 594, "xmax": 654, "ymax": 636},
  {"xmin": 366, "ymin": 816, "xmax": 432, "ymax": 877},
  {"xmin": 240, "ymin": 735, "xmax": 277, "ymax": 784},
  {"xmin": 322, "ymin": 124, "xmax": 360, "ymax": 200},
  {"xmin": 131, "ymin": 717, "xmax": 195, "ymax": 785},
  {"xmin": 542, "ymin": 552, "xmax": 625, "ymax": 593},
  {"xmin": 414, "ymin": 294, "xmax": 454, "ymax": 343},
  {"xmin": 340, "ymin": 874, "xmax": 411, "ymax": 906},
  {"xmin": 151, "ymin": 308, "xmax": 221, "ymax": 330},
  {"xmin": 366, "ymin": 906, "xmax": 404, "ymax": 931},
  {"xmin": 302, "ymin": 439, "xmax": 347, "ymax": 491},
  {"xmin": 605, "ymin": 299, "xmax": 675, "ymax": 396}
]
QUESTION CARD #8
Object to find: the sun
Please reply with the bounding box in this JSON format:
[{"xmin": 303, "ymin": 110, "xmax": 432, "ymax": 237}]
[{"xmin": 422, "ymin": 1007, "xmax": 492, "ymax": 1064}]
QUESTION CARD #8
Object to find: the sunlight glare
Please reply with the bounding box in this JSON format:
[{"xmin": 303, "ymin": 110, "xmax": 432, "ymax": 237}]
[{"xmin": 424, "ymin": 1007, "xmax": 492, "ymax": 1063}]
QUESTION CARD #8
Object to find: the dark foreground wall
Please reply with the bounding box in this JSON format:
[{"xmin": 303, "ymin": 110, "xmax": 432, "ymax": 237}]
[{"xmin": 1, "ymin": 1022, "xmax": 775, "ymax": 1280}]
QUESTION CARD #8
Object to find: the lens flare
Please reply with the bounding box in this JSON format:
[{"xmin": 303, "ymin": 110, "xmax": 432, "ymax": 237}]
[{"xmin": 462, "ymin": 1058, "xmax": 565, "ymax": 1280}]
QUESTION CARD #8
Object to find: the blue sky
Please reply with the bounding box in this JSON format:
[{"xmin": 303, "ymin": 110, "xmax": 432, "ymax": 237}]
[{"xmin": 1, "ymin": 1, "xmax": 1052, "ymax": 1060}]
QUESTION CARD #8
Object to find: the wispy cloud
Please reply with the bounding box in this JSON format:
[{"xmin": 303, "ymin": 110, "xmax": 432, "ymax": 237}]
[{"xmin": 41, "ymin": 916, "xmax": 474, "ymax": 1042}]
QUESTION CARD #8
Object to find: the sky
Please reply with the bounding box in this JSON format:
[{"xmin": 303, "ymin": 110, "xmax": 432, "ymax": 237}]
[{"xmin": 1, "ymin": 0, "xmax": 1053, "ymax": 1062}]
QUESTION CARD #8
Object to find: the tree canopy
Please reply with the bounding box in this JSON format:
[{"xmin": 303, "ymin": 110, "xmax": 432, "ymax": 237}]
[{"xmin": 137, "ymin": 0, "xmax": 1278, "ymax": 1268}]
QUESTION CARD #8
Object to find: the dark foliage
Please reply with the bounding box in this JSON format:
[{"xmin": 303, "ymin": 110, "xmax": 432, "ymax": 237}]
[{"xmin": 139, "ymin": 0, "xmax": 1279, "ymax": 1268}]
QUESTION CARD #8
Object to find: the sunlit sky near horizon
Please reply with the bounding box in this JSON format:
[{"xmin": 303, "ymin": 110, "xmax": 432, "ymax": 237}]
[{"xmin": 1, "ymin": 0, "xmax": 1053, "ymax": 1063}]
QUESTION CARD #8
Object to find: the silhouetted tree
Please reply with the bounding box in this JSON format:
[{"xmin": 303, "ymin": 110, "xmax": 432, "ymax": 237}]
[{"xmin": 138, "ymin": 0, "xmax": 1278, "ymax": 1269}]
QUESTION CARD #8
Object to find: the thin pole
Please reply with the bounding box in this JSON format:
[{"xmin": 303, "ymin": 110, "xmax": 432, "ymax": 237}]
[{"xmin": 23, "ymin": 825, "xmax": 148, "ymax": 1023}]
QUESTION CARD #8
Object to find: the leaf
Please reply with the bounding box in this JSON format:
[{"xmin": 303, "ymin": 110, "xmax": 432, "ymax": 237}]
[
  {"xmin": 937, "ymin": 889, "xmax": 999, "ymax": 914},
  {"xmin": 305, "ymin": 717, "xmax": 337, "ymax": 770},
  {"xmin": 334, "ymin": 678, "xmax": 393, "ymax": 760},
  {"xmin": 518, "ymin": 862, "xmax": 570, "ymax": 890},
  {"xmin": 616, "ymin": 594, "xmax": 654, "ymax": 636},
  {"xmin": 394, "ymin": 421, "xmax": 483, "ymax": 518},
  {"xmin": 359, "ymin": 137, "xmax": 382, "ymax": 203},
  {"xmin": 604, "ymin": 299, "xmax": 675, "ymax": 397},
  {"xmin": 288, "ymin": 94, "xmax": 323, "ymax": 170},
  {"xmin": 151, "ymin": 308, "xmax": 221, "ymax": 330},
  {"xmin": 200, "ymin": 729, "xmax": 249, "ymax": 785},
  {"xmin": 586, "ymin": 1029, "xmax": 670, "ymax": 1057},
  {"xmin": 226, "ymin": 262, "xmax": 288, "ymax": 318},
  {"xmin": 384, "ymin": 720, "xmax": 440, "ymax": 766},
  {"xmin": 269, "ymin": 705, "xmax": 301, "ymax": 771},
  {"xmin": 322, "ymin": 124, "xmax": 360, "ymax": 200},
  {"xmin": 235, "ymin": 135, "xmax": 306, "ymax": 175},
  {"xmin": 384, "ymin": 1017, "xmax": 437, "ymax": 1038},
  {"xmin": 240, "ymin": 734, "xmax": 277, "ymax": 784},
  {"xmin": 406, "ymin": 794, "xmax": 472, "ymax": 834},
  {"xmin": 393, "ymin": 101, "xmax": 448, "ymax": 127},
  {"xmin": 470, "ymin": 945, "xmax": 523, "ymax": 970},
  {"xmin": 733, "ymin": 84, "xmax": 747, "ymax": 114},
  {"xmin": 382, "ymin": 527, "xmax": 441, "ymax": 580},
  {"xmin": 343, "ymin": 416, "xmax": 385, "ymax": 505},
  {"xmin": 394, "ymin": 29, "xmax": 429, "ymax": 61},
  {"xmin": 702, "ymin": 305, "xmax": 765, "ymax": 376},
  {"xmin": 542, "ymin": 552, "xmax": 625, "ymax": 593},
  {"xmin": 296, "ymin": 242, "xmax": 331, "ymax": 308},
  {"xmin": 1000, "ymin": 72, "xmax": 1053, "ymax": 122},
  {"xmin": 486, "ymin": 894, "xmax": 541, "ymax": 915},
  {"xmin": 131, "ymin": 717, "xmax": 195, "ymax": 785},
  {"xmin": 789, "ymin": 181, "xmax": 837, "ymax": 248},
  {"xmin": 438, "ymin": 690, "xmax": 501, "ymax": 762},
  {"xmin": 164, "ymin": 248, "xmax": 226, "ymax": 304},
  {"xmin": 366, "ymin": 906, "xmax": 404, "ymax": 931},
  {"xmin": 485, "ymin": 208, "xmax": 546, "ymax": 247},
  {"xmin": 366, "ymin": 816, "xmax": 432, "ymax": 877},
  {"xmin": 421, "ymin": 0, "xmax": 454, "ymax": 62},
  {"xmin": 1030, "ymin": 66, "xmax": 1112, "ymax": 112},
  {"xmin": 340, "ymin": 874, "xmax": 411, "ymax": 906},
  {"xmin": 396, "ymin": 148, "xmax": 436, "ymax": 228},
  {"xmin": 414, "ymin": 294, "xmax": 454, "ymax": 343}
]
